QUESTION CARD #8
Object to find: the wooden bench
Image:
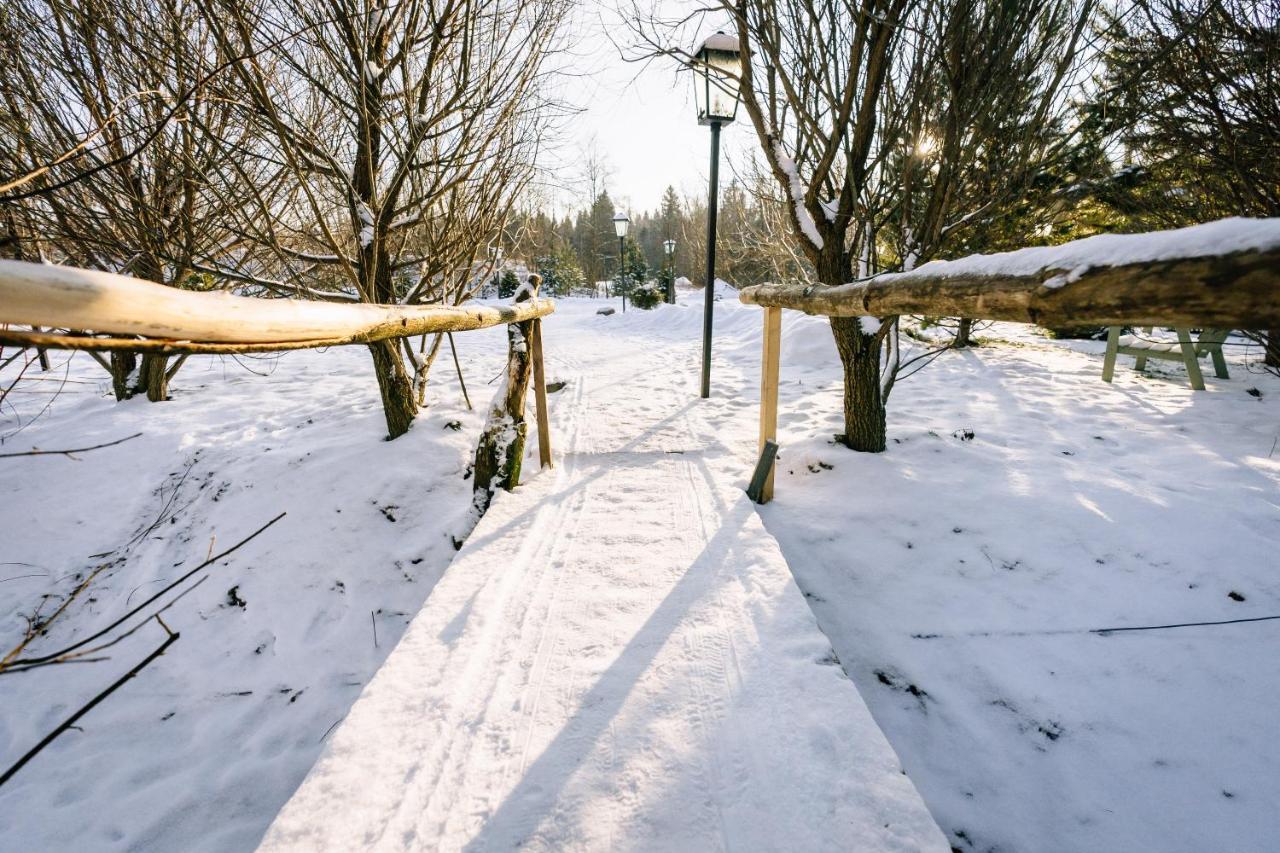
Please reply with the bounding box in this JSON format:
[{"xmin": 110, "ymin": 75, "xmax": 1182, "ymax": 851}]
[{"xmin": 1101, "ymin": 327, "xmax": 1230, "ymax": 390}]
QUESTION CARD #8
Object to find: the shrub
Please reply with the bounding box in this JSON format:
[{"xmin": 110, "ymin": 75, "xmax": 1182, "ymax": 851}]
[{"xmin": 630, "ymin": 280, "xmax": 664, "ymax": 310}]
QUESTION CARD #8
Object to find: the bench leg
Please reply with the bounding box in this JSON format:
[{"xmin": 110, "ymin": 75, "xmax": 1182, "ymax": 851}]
[
  {"xmin": 1177, "ymin": 329, "xmax": 1205, "ymax": 390},
  {"xmin": 1210, "ymin": 347, "xmax": 1229, "ymax": 379},
  {"xmin": 1134, "ymin": 354, "xmax": 1147, "ymax": 372},
  {"xmin": 1102, "ymin": 326, "xmax": 1120, "ymax": 383}
]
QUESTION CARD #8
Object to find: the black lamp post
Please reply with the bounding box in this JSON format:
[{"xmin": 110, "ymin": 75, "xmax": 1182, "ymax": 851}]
[
  {"xmin": 693, "ymin": 31, "xmax": 741, "ymax": 398},
  {"xmin": 612, "ymin": 211, "xmax": 630, "ymax": 313},
  {"xmin": 663, "ymin": 238, "xmax": 677, "ymax": 303}
]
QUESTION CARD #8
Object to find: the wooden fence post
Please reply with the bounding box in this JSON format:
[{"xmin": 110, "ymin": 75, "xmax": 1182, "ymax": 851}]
[
  {"xmin": 530, "ymin": 318, "xmax": 553, "ymax": 469},
  {"xmin": 758, "ymin": 306, "xmax": 782, "ymax": 503},
  {"xmin": 471, "ymin": 276, "xmax": 543, "ymax": 512}
]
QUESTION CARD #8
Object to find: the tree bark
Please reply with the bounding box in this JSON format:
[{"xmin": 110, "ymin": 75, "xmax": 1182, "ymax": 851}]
[
  {"xmin": 819, "ymin": 253, "xmax": 886, "ymax": 453},
  {"xmin": 831, "ymin": 316, "xmax": 886, "ymax": 452},
  {"xmin": 954, "ymin": 317, "xmax": 974, "ymax": 348},
  {"xmin": 1267, "ymin": 329, "xmax": 1280, "ymax": 368},
  {"xmin": 109, "ymin": 351, "xmax": 137, "ymax": 401},
  {"xmin": 139, "ymin": 353, "xmax": 171, "ymax": 401},
  {"xmin": 367, "ymin": 338, "xmax": 417, "ymax": 439}
]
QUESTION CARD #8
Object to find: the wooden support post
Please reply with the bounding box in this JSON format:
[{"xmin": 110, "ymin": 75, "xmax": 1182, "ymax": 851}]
[
  {"xmin": 1210, "ymin": 346, "xmax": 1229, "ymax": 379},
  {"xmin": 758, "ymin": 306, "xmax": 782, "ymax": 503},
  {"xmin": 1102, "ymin": 326, "xmax": 1120, "ymax": 383},
  {"xmin": 1176, "ymin": 328, "xmax": 1206, "ymax": 390},
  {"xmin": 747, "ymin": 440, "xmax": 779, "ymax": 504},
  {"xmin": 530, "ymin": 318, "xmax": 552, "ymax": 469},
  {"xmin": 472, "ymin": 276, "xmax": 543, "ymax": 513}
]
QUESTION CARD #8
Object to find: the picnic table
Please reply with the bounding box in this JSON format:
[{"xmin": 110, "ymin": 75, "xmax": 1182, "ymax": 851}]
[{"xmin": 1101, "ymin": 327, "xmax": 1230, "ymax": 390}]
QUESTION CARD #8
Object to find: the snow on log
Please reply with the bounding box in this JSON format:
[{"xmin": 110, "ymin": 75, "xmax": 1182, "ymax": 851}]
[
  {"xmin": 739, "ymin": 218, "xmax": 1280, "ymax": 328},
  {"xmin": 0, "ymin": 259, "xmax": 553, "ymax": 352}
]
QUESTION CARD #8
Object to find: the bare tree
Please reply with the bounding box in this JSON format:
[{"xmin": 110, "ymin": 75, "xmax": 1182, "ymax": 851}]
[
  {"xmin": 200, "ymin": 0, "xmax": 571, "ymax": 438},
  {"xmin": 632, "ymin": 0, "xmax": 1094, "ymax": 451},
  {"xmin": 0, "ymin": 0, "xmax": 258, "ymax": 401}
]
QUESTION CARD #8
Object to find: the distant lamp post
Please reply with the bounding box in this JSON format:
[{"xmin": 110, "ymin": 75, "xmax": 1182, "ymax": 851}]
[
  {"xmin": 488, "ymin": 246, "xmax": 503, "ymax": 296},
  {"xmin": 693, "ymin": 30, "xmax": 741, "ymax": 398},
  {"xmin": 663, "ymin": 238, "xmax": 677, "ymax": 303},
  {"xmin": 613, "ymin": 211, "xmax": 630, "ymax": 313}
]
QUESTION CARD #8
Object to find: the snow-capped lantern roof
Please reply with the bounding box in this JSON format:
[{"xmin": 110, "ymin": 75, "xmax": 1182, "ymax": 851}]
[
  {"xmin": 692, "ymin": 31, "xmax": 741, "ymax": 126},
  {"xmin": 696, "ymin": 31, "xmax": 739, "ymax": 53}
]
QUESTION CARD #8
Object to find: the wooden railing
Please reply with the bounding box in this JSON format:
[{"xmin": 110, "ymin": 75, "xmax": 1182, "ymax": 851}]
[
  {"xmin": 739, "ymin": 228, "xmax": 1280, "ymax": 504},
  {"xmin": 0, "ymin": 259, "xmax": 553, "ymax": 353},
  {"xmin": 0, "ymin": 258, "xmax": 556, "ymax": 500}
]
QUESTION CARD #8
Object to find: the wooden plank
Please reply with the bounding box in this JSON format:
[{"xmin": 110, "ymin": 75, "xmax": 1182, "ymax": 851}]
[
  {"xmin": 738, "ymin": 247, "xmax": 1280, "ymax": 329},
  {"xmin": 0, "ymin": 258, "xmax": 553, "ymax": 348},
  {"xmin": 1177, "ymin": 328, "xmax": 1206, "ymax": 390},
  {"xmin": 758, "ymin": 306, "xmax": 782, "ymax": 503},
  {"xmin": 1101, "ymin": 326, "xmax": 1120, "ymax": 383},
  {"xmin": 530, "ymin": 318, "xmax": 553, "ymax": 469}
]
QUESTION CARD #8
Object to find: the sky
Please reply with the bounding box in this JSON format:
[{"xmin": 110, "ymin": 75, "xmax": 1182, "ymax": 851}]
[{"xmin": 540, "ymin": 6, "xmax": 753, "ymax": 217}]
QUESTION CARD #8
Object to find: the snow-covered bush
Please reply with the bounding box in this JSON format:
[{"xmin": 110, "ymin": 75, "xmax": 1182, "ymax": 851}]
[{"xmin": 630, "ymin": 280, "xmax": 664, "ymax": 310}]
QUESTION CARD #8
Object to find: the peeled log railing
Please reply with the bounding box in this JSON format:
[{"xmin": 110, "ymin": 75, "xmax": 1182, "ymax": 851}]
[
  {"xmin": 739, "ymin": 247, "xmax": 1280, "ymax": 328},
  {"xmin": 738, "ymin": 219, "xmax": 1280, "ymax": 503},
  {"xmin": 0, "ymin": 259, "xmax": 554, "ymax": 353},
  {"xmin": 0, "ymin": 258, "xmax": 555, "ymax": 501}
]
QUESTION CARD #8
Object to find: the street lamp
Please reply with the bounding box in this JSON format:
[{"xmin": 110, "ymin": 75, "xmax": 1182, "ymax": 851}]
[
  {"xmin": 612, "ymin": 211, "xmax": 630, "ymax": 313},
  {"xmin": 692, "ymin": 30, "xmax": 741, "ymax": 398},
  {"xmin": 663, "ymin": 238, "xmax": 677, "ymax": 303},
  {"xmin": 488, "ymin": 245, "xmax": 502, "ymax": 296}
]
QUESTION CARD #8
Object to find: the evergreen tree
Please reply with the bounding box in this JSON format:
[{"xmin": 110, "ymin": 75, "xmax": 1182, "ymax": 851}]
[
  {"xmin": 498, "ymin": 269, "xmax": 520, "ymax": 298},
  {"xmin": 615, "ymin": 236, "xmax": 648, "ymax": 297},
  {"xmin": 536, "ymin": 247, "xmax": 585, "ymax": 296},
  {"xmin": 584, "ymin": 190, "xmax": 616, "ymax": 285}
]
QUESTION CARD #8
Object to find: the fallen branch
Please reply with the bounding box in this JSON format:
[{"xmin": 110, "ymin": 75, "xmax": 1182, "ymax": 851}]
[
  {"xmin": 0, "ymin": 432, "xmax": 142, "ymax": 460},
  {"xmin": 0, "ymin": 512, "xmax": 284, "ymax": 673},
  {"xmin": 0, "ymin": 617, "xmax": 179, "ymax": 788},
  {"xmin": 5, "ymin": 576, "xmax": 208, "ymax": 674}
]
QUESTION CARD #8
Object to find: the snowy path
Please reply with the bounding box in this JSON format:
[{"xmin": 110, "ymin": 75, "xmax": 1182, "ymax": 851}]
[{"xmin": 259, "ymin": 304, "xmax": 948, "ymax": 852}]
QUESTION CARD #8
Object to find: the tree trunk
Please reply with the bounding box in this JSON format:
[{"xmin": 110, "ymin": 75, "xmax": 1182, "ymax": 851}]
[
  {"xmin": 140, "ymin": 353, "xmax": 171, "ymax": 401},
  {"xmin": 954, "ymin": 317, "xmax": 974, "ymax": 348},
  {"xmin": 367, "ymin": 338, "xmax": 418, "ymax": 439},
  {"xmin": 819, "ymin": 251, "xmax": 887, "ymax": 454},
  {"xmin": 109, "ymin": 351, "xmax": 137, "ymax": 401},
  {"xmin": 830, "ymin": 316, "xmax": 886, "ymax": 452},
  {"xmin": 1267, "ymin": 329, "xmax": 1280, "ymax": 368}
]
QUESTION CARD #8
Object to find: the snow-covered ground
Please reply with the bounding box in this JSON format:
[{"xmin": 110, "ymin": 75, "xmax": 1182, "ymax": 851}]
[
  {"xmin": 3, "ymin": 291, "xmax": 1278, "ymax": 852},
  {"xmin": 659, "ymin": 299, "xmax": 1280, "ymax": 853},
  {"xmin": 0, "ymin": 334, "xmax": 513, "ymax": 850},
  {"xmin": 261, "ymin": 302, "xmax": 946, "ymax": 851}
]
